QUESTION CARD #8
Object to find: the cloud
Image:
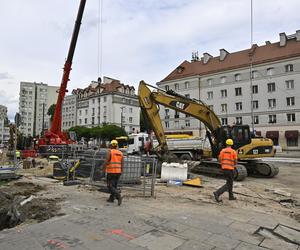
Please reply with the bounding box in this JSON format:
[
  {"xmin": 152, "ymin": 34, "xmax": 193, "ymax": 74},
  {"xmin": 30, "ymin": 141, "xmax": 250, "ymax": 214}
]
[{"xmin": 0, "ymin": 72, "xmax": 13, "ymax": 80}]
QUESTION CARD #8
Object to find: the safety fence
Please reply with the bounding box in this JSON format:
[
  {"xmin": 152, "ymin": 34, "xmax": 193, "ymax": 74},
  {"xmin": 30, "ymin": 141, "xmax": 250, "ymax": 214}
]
[{"xmin": 38, "ymin": 147, "xmax": 158, "ymax": 198}]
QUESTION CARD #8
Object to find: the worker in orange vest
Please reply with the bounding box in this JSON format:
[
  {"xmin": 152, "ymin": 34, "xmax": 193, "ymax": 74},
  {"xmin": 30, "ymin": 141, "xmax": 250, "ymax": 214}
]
[
  {"xmin": 213, "ymin": 139, "xmax": 237, "ymax": 202},
  {"xmin": 103, "ymin": 140, "xmax": 124, "ymax": 205}
]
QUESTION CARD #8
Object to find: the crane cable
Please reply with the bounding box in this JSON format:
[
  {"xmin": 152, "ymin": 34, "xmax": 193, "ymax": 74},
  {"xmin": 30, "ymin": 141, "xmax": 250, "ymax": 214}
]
[{"xmin": 97, "ymin": 0, "xmax": 103, "ymax": 80}]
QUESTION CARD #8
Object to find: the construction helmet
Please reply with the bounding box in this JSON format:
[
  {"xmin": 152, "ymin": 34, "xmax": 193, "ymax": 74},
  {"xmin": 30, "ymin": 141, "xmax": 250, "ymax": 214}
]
[
  {"xmin": 226, "ymin": 139, "xmax": 234, "ymax": 146},
  {"xmin": 110, "ymin": 140, "xmax": 118, "ymax": 146}
]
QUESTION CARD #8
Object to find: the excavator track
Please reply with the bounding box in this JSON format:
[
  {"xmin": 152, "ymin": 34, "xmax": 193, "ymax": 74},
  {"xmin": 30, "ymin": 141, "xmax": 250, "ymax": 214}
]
[
  {"xmin": 183, "ymin": 160, "xmax": 248, "ymax": 181},
  {"xmin": 241, "ymin": 160, "xmax": 279, "ymax": 178}
]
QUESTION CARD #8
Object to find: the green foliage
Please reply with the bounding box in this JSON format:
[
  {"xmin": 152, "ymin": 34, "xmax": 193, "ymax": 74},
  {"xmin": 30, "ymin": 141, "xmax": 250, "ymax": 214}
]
[
  {"xmin": 47, "ymin": 104, "xmax": 56, "ymax": 122},
  {"xmin": 69, "ymin": 124, "xmax": 126, "ymax": 141}
]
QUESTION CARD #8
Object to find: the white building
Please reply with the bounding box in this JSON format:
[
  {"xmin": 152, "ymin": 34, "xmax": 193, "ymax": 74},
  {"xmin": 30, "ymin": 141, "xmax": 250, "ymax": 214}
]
[
  {"xmin": 62, "ymin": 95, "xmax": 77, "ymax": 131},
  {"xmin": 157, "ymin": 31, "xmax": 300, "ymax": 150},
  {"xmin": 19, "ymin": 82, "xmax": 59, "ymax": 136},
  {"xmin": 73, "ymin": 77, "xmax": 140, "ymax": 134},
  {"xmin": 0, "ymin": 105, "xmax": 8, "ymax": 143}
]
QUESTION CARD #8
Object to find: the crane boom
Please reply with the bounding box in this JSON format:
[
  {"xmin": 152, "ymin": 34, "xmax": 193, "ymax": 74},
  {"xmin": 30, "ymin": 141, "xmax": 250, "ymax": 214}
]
[{"xmin": 44, "ymin": 0, "xmax": 86, "ymax": 144}]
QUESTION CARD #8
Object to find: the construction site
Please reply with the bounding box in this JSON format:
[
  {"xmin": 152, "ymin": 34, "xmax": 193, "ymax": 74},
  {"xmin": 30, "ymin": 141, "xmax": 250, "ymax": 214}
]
[{"xmin": 1, "ymin": 0, "xmax": 300, "ymax": 249}]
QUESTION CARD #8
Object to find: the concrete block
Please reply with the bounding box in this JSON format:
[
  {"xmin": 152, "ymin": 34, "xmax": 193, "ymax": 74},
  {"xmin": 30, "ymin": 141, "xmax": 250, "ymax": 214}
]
[
  {"xmin": 260, "ymin": 238, "xmax": 298, "ymax": 250},
  {"xmin": 161, "ymin": 162, "xmax": 188, "ymax": 181}
]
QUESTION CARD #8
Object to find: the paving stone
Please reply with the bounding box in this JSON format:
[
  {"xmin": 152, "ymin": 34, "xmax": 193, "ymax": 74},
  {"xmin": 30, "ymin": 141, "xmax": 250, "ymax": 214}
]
[
  {"xmin": 248, "ymin": 215, "xmax": 279, "ymax": 229},
  {"xmin": 222, "ymin": 228, "xmax": 263, "ymax": 245},
  {"xmin": 179, "ymin": 227, "xmax": 213, "ymax": 241},
  {"xmin": 229, "ymin": 221, "xmax": 260, "ymax": 234},
  {"xmin": 260, "ymin": 238, "xmax": 298, "ymax": 250},
  {"xmin": 0, "ymin": 234, "xmax": 43, "ymax": 250},
  {"xmin": 130, "ymin": 229, "xmax": 185, "ymax": 250},
  {"xmin": 92, "ymin": 238, "xmax": 147, "ymax": 250},
  {"xmin": 205, "ymin": 233, "xmax": 241, "ymax": 250},
  {"xmin": 235, "ymin": 242, "xmax": 267, "ymax": 250},
  {"xmin": 159, "ymin": 220, "xmax": 190, "ymax": 234},
  {"xmin": 274, "ymin": 224, "xmax": 300, "ymax": 245},
  {"xmin": 174, "ymin": 239, "xmax": 215, "ymax": 250}
]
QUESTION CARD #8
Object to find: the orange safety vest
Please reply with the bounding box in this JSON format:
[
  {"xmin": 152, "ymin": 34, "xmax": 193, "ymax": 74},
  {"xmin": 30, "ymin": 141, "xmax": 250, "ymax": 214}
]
[
  {"xmin": 106, "ymin": 149, "xmax": 123, "ymax": 174},
  {"xmin": 219, "ymin": 147, "xmax": 237, "ymax": 170}
]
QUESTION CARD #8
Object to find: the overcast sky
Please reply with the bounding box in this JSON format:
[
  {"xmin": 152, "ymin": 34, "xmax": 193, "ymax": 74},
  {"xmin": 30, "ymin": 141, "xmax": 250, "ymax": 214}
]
[{"xmin": 0, "ymin": 0, "xmax": 300, "ymax": 120}]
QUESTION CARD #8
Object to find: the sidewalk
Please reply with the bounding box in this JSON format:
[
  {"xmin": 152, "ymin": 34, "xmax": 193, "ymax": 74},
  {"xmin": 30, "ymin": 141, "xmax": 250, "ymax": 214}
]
[{"xmin": 0, "ymin": 180, "xmax": 299, "ymax": 250}]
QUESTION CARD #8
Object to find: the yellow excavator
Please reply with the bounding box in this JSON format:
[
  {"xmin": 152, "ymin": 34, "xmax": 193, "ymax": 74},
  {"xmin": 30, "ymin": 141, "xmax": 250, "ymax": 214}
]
[{"xmin": 138, "ymin": 81, "xmax": 279, "ymax": 181}]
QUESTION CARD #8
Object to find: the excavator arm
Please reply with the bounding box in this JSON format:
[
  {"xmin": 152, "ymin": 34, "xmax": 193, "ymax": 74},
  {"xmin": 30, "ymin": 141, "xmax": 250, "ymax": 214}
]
[{"xmin": 138, "ymin": 80, "xmax": 223, "ymax": 158}]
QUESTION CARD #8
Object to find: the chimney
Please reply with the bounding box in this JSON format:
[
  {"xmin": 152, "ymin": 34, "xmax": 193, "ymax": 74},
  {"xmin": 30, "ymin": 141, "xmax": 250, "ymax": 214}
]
[
  {"xmin": 265, "ymin": 41, "xmax": 271, "ymax": 45},
  {"xmin": 279, "ymin": 32, "xmax": 287, "ymax": 46},
  {"xmin": 219, "ymin": 48, "xmax": 229, "ymax": 61},
  {"xmin": 203, "ymin": 52, "xmax": 213, "ymax": 64},
  {"xmin": 296, "ymin": 30, "xmax": 300, "ymax": 41}
]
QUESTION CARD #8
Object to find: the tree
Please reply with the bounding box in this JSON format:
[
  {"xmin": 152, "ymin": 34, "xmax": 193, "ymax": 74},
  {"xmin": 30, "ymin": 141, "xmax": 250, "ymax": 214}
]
[
  {"xmin": 47, "ymin": 104, "xmax": 56, "ymax": 122},
  {"xmin": 140, "ymin": 110, "xmax": 151, "ymax": 133},
  {"xmin": 69, "ymin": 126, "xmax": 90, "ymax": 140},
  {"xmin": 100, "ymin": 124, "xmax": 126, "ymax": 141}
]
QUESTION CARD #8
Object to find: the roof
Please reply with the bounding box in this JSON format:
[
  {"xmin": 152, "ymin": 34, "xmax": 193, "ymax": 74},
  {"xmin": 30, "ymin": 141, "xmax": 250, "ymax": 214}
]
[{"xmin": 161, "ymin": 37, "xmax": 300, "ymax": 82}]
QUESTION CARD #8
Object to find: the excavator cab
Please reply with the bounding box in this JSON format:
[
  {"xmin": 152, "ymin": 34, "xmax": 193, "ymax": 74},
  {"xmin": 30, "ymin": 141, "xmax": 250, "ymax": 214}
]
[{"xmin": 219, "ymin": 125, "xmax": 251, "ymax": 150}]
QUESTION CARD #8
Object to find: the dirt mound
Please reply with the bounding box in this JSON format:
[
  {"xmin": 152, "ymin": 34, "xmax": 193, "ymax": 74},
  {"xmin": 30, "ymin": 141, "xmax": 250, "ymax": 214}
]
[{"xmin": 0, "ymin": 181, "xmax": 63, "ymax": 231}]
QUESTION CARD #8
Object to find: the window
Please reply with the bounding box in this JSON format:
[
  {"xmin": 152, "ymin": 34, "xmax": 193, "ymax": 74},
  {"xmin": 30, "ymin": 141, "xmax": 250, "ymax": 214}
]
[
  {"xmin": 185, "ymin": 120, "xmax": 190, "ymax": 127},
  {"xmin": 286, "ymin": 80, "xmax": 294, "ymax": 89},
  {"xmin": 165, "ymin": 121, "xmax": 169, "ymax": 128},
  {"xmin": 92, "ymin": 108, "xmax": 95, "ymax": 115},
  {"xmin": 252, "ymin": 85, "xmax": 258, "ymax": 94},
  {"xmin": 85, "ymin": 109, "xmax": 88, "ymax": 115},
  {"xmin": 175, "ymin": 121, "xmax": 179, "ymax": 128},
  {"xmin": 208, "ymin": 105, "xmax": 214, "ymax": 111},
  {"xmin": 268, "ymin": 99, "xmax": 276, "ymax": 108},
  {"xmin": 268, "ymin": 115, "xmax": 276, "ymax": 124},
  {"xmin": 267, "ymin": 82, "xmax": 275, "ymax": 92},
  {"xmin": 254, "ymin": 116, "xmax": 259, "ymax": 124},
  {"xmin": 221, "ymin": 89, "xmax": 227, "ymax": 98},
  {"xmin": 285, "ymin": 64, "xmax": 293, "ymax": 72},
  {"xmin": 129, "ymin": 117, "xmax": 133, "ymax": 123},
  {"xmin": 174, "ymin": 83, "xmax": 179, "ymax": 90},
  {"xmin": 236, "ymin": 117, "xmax": 242, "ymax": 125},
  {"xmin": 174, "ymin": 110, "xmax": 179, "ymax": 119},
  {"xmin": 129, "ymin": 108, "xmax": 133, "ymax": 113},
  {"xmin": 251, "ymin": 70, "xmax": 258, "ymax": 79},
  {"xmin": 267, "ymin": 67, "xmax": 274, "ymax": 76},
  {"xmin": 234, "ymin": 74, "xmax": 241, "ymax": 81},
  {"xmin": 79, "ymin": 110, "xmax": 82, "ymax": 116},
  {"xmin": 220, "ymin": 76, "xmax": 226, "ymax": 83},
  {"xmin": 207, "ymin": 79, "xmax": 212, "ymax": 86},
  {"xmin": 98, "ymin": 97, "xmax": 100, "ymax": 103},
  {"xmin": 165, "ymin": 109, "xmax": 170, "ymax": 119},
  {"xmin": 207, "ymin": 91, "xmax": 213, "ymax": 99},
  {"xmin": 185, "ymin": 94, "xmax": 190, "ymax": 98},
  {"xmin": 103, "ymin": 96, "xmax": 107, "ymax": 102},
  {"xmin": 79, "ymin": 119, "xmax": 82, "ymax": 125},
  {"xmin": 235, "ymin": 87, "xmax": 242, "ymax": 96},
  {"xmin": 184, "ymin": 81, "xmax": 189, "ymax": 89},
  {"xmin": 85, "ymin": 118, "xmax": 88, "ymax": 124},
  {"xmin": 221, "ymin": 118, "xmax": 228, "ymax": 125},
  {"xmin": 221, "ymin": 104, "xmax": 227, "ymax": 113},
  {"xmin": 92, "ymin": 99, "xmax": 95, "ymax": 104},
  {"xmin": 252, "ymin": 100, "xmax": 259, "ymax": 109},
  {"xmin": 165, "ymin": 85, "xmax": 169, "ymax": 91},
  {"xmin": 235, "ymin": 102, "xmax": 242, "ymax": 111},
  {"xmin": 286, "ymin": 97, "xmax": 295, "ymax": 106},
  {"xmin": 287, "ymin": 137, "xmax": 298, "ymax": 147},
  {"xmin": 287, "ymin": 113, "xmax": 296, "ymax": 122},
  {"xmin": 92, "ymin": 117, "xmax": 95, "ymax": 124},
  {"xmin": 122, "ymin": 98, "xmax": 126, "ymax": 103}
]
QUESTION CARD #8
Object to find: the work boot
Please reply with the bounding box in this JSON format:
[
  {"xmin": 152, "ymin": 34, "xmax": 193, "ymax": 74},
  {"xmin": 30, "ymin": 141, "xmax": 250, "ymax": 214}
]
[
  {"xmin": 229, "ymin": 196, "xmax": 237, "ymax": 201},
  {"xmin": 117, "ymin": 196, "xmax": 123, "ymax": 206},
  {"xmin": 213, "ymin": 192, "xmax": 222, "ymax": 203}
]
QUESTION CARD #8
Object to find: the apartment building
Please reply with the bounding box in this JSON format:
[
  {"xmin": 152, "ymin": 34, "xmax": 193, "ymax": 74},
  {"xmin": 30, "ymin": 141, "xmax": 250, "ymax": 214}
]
[
  {"xmin": 19, "ymin": 82, "xmax": 59, "ymax": 136},
  {"xmin": 0, "ymin": 105, "xmax": 8, "ymax": 143},
  {"xmin": 72, "ymin": 77, "xmax": 140, "ymax": 134},
  {"xmin": 62, "ymin": 95, "xmax": 77, "ymax": 131},
  {"xmin": 157, "ymin": 31, "xmax": 300, "ymax": 150}
]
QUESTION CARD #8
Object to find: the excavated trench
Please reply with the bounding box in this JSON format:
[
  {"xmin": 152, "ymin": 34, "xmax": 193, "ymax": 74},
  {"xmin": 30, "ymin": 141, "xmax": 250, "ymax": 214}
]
[{"xmin": 0, "ymin": 182, "xmax": 63, "ymax": 231}]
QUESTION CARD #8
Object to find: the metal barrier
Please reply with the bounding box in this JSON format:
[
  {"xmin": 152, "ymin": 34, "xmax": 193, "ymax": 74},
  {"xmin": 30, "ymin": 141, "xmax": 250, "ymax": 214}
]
[{"xmin": 39, "ymin": 148, "xmax": 158, "ymax": 198}]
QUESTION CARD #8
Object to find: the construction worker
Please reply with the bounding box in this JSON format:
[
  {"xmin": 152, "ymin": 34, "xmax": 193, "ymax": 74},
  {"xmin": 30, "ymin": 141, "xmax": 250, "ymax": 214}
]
[
  {"xmin": 213, "ymin": 139, "xmax": 237, "ymax": 202},
  {"xmin": 16, "ymin": 150, "xmax": 21, "ymax": 161},
  {"xmin": 103, "ymin": 140, "xmax": 124, "ymax": 205}
]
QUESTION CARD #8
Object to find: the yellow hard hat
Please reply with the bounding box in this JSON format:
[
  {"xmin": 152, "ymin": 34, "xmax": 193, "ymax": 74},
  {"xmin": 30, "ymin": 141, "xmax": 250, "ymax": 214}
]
[
  {"xmin": 110, "ymin": 140, "xmax": 118, "ymax": 146},
  {"xmin": 226, "ymin": 139, "xmax": 233, "ymax": 146}
]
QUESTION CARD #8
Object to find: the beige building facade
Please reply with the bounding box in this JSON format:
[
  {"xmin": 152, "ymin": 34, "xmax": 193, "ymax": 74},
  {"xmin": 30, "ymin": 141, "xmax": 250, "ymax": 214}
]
[{"xmin": 157, "ymin": 31, "xmax": 300, "ymax": 150}]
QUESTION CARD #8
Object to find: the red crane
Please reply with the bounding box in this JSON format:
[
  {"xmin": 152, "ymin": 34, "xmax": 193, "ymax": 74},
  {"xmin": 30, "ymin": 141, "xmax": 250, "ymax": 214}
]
[{"xmin": 38, "ymin": 0, "xmax": 86, "ymax": 147}]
